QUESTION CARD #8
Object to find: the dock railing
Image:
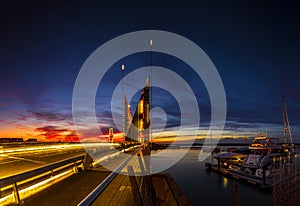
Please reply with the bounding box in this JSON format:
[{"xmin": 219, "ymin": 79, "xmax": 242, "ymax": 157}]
[{"xmin": 273, "ymin": 154, "xmax": 300, "ymax": 206}]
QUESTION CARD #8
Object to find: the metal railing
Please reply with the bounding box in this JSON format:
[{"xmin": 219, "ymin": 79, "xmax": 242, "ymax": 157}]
[
  {"xmin": 0, "ymin": 155, "xmax": 85, "ymax": 188},
  {"xmin": 273, "ymin": 154, "xmax": 300, "ymax": 206},
  {"xmin": 0, "ymin": 154, "xmax": 85, "ymax": 204},
  {"xmin": 77, "ymin": 147, "xmax": 141, "ymax": 206}
]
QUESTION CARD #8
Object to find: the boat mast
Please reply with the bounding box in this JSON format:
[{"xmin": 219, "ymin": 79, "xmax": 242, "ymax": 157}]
[{"xmin": 282, "ymin": 96, "xmax": 294, "ymax": 152}]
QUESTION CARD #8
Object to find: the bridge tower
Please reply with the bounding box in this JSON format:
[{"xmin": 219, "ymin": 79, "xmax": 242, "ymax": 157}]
[{"xmin": 125, "ymin": 77, "xmax": 151, "ymax": 143}]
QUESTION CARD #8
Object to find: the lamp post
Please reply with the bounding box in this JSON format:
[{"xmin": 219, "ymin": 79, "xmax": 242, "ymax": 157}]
[
  {"xmin": 122, "ymin": 64, "xmax": 125, "ymax": 140},
  {"xmin": 150, "ymin": 39, "xmax": 153, "ymax": 143}
]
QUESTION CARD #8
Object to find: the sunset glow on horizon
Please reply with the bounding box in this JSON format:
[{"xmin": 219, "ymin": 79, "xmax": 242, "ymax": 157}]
[{"xmin": 1, "ymin": 1, "xmax": 300, "ymax": 144}]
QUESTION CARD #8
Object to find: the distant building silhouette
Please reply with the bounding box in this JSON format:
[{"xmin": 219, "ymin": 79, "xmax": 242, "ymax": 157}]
[
  {"xmin": 0, "ymin": 137, "xmax": 24, "ymax": 143},
  {"xmin": 26, "ymin": 138, "xmax": 38, "ymax": 142}
]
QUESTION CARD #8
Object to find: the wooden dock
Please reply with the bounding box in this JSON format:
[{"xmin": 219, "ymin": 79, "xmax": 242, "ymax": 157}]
[{"xmin": 91, "ymin": 173, "xmax": 191, "ymax": 206}]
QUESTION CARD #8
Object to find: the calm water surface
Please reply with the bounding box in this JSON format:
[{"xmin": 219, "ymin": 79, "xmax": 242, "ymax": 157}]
[{"xmin": 153, "ymin": 148, "xmax": 273, "ymax": 206}]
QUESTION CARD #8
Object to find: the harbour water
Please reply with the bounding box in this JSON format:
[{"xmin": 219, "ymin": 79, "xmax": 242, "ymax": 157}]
[{"xmin": 154, "ymin": 148, "xmax": 273, "ymax": 206}]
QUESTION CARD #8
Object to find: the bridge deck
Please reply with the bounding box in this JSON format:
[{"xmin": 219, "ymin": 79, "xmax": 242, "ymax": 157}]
[
  {"xmin": 22, "ymin": 169, "xmax": 110, "ymax": 206},
  {"xmin": 92, "ymin": 174, "xmax": 135, "ymax": 206},
  {"xmin": 20, "ymin": 147, "xmax": 190, "ymax": 206},
  {"xmin": 91, "ymin": 173, "xmax": 190, "ymax": 206}
]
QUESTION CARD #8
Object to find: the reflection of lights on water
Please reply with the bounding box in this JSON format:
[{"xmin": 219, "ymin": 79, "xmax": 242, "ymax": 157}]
[{"xmin": 223, "ymin": 177, "xmax": 228, "ymax": 188}]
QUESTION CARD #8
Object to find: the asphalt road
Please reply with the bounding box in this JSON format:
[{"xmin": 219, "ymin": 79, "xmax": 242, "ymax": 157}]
[
  {"xmin": 21, "ymin": 150, "xmax": 137, "ymax": 206},
  {"xmin": 23, "ymin": 169, "xmax": 111, "ymax": 206},
  {"xmin": 0, "ymin": 143, "xmax": 117, "ymax": 178}
]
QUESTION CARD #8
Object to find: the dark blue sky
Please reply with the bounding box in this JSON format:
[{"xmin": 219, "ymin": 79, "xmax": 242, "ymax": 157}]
[{"xmin": 0, "ymin": 0, "xmax": 300, "ymax": 141}]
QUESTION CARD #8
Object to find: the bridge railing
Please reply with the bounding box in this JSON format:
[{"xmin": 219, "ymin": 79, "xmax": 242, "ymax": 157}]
[
  {"xmin": 78, "ymin": 146, "xmax": 142, "ymax": 206},
  {"xmin": 0, "ymin": 154, "xmax": 85, "ymax": 205}
]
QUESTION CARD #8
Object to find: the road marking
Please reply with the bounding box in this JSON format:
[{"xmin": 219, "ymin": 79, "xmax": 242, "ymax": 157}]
[
  {"xmin": 38, "ymin": 151, "xmax": 69, "ymax": 158},
  {"xmin": 119, "ymin": 186, "xmax": 126, "ymax": 191},
  {"xmin": 7, "ymin": 156, "xmax": 46, "ymax": 164},
  {"xmin": 119, "ymin": 186, "xmax": 132, "ymax": 191},
  {"xmin": 0, "ymin": 159, "xmax": 19, "ymax": 165}
]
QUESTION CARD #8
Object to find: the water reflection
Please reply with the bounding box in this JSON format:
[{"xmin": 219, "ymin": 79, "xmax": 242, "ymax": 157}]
[
  {"xmin": 223, "ymin": 177, "xmax": 228, "ymax": 189},
  {"xmin": 152, "ymin": 148, "xmax": 272, "ymax": 206}
]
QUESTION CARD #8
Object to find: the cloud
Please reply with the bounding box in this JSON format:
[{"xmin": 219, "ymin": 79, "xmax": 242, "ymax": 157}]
[
  {"xmin": 28, "ymin": 110, "xmax": 72, "ymax": 121},
  {"xmin": 15, "ymin": 109, "xmax": 72, "ymax": 124},
  {"xmin": 0, "ymin": 80, "xmax": 44, "ymax": 107},
  {"xmin": 35, "ymin": 125, "xmax": 79, "ymax": 141},
  {"xmin": 64, "ymin": 131, "xmax": 80, "ymax": 142}
]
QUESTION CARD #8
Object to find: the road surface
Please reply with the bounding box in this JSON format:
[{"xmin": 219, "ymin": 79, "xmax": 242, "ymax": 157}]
[{"xmin": 0, "ymin": 143, "xmax": 118, "ymax": 178}]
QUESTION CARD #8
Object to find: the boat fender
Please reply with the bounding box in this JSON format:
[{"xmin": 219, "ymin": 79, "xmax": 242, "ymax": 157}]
[{"xmin": 255, "ymin": 168, "xmax": 263, "ymax": 177}]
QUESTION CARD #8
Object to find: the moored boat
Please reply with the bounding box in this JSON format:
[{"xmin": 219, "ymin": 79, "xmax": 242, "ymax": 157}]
[
  {"xmin": 215, "ymin": 152, "xmax": 247, "ymax": 168},
  {"xmin": 206, "ymin": 97, "xmax": 296, "ymax": 188},
  {"xmin": 212, "ymin": 132, "xmax": 295, "ymax": 187}
]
